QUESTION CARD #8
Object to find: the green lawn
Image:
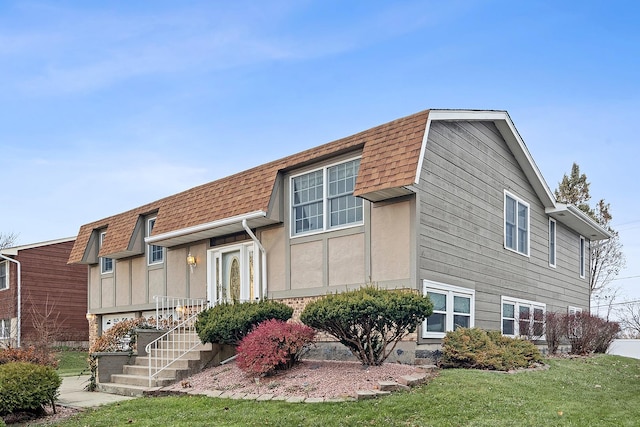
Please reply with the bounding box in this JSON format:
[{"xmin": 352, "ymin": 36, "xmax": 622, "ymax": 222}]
[
  {"xmin": 55, "ymin": 349, "xmax": 89, "ymax": 377},
  {"xmin": 51, "ymin": 355, "xmax": 640, "ymax": 427}
]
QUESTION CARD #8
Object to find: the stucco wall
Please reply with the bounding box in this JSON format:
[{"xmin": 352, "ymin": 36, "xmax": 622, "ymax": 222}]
[
  {"xmin": 328, "ymin": 233, "xmax": 365, "ymax": 287},
  {"xmin": 370, "ymin": 199, "xmax": 411, "ymax": 283}
]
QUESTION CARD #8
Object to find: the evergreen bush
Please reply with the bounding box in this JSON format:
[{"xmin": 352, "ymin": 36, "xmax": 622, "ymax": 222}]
[
  {"xmin": 0, "ymin": 362, "xmax": 61, "ymax": 415},
  {"xmin": 300, "ymin": 287, "xmax": 433, "ymax": 366},
  {"xmin": 442, "ymin": 328, "xmax": 541, "ymax": 371},
  {"xmin": 195, "ymin": 300, "xmax": 293, "ymax": 346}
]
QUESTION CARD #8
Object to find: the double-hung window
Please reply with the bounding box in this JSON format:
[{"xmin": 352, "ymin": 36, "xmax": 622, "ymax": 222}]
[
  {"xmin": 99, "ymin": 232, "xmax": 113, "ymax": 274},
  {"xmin": 0, "ymin": 262, "xmax": 6, "ymax": 290},
  {"xmin": 579, "ymin": 236, "xmax": 586, "ymax": 278},
  {"xmin": 549, "ymin": 218, "xmax": 556, "ymax": 267},
  {"xmin": 147, "ymin": 217, "xmax": 164, "ymax": 265},
  {"xmin": 504, "ymin": 191, "xmax": 529, "ymax": 256},
  {"xmin": 291, "ymin": 158, "xmax": 363, "ymax": 236},
  {"xmin": 422, "ymin": 280, "xmax": 475, "ymax": 338},
  {"xmin": 502, "ymin": 296, "xmax": 545, "ymax": 338}
]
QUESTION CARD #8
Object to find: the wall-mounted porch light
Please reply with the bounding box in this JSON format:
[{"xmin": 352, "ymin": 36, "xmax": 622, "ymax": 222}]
[{"xmin": 187, "ymin": 252, "xmax": 196, "ymax": 272}]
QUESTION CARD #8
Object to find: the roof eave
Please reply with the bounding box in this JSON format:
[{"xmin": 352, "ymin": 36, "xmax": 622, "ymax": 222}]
[
  {"xmin": 546, "ymin": 204, "xmax": 612, "ymax": 241},
  {"xmin": 145, "ymin": 211, "xmax": 273, "ymax": 247},
  {"xmin": 0, "ymin": 237, "xmax": 77, "ymax": 256}
]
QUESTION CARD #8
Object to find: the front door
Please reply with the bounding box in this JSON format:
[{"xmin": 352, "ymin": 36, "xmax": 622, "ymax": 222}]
[{"xmin": 207, "ymin": 242, "xmax": 259, "ymax": 305}]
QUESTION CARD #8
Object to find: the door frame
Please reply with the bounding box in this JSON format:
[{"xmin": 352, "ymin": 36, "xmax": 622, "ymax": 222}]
[{"xmin": 206, "ymin": 242, "xmax": 260, "ymax": 306}]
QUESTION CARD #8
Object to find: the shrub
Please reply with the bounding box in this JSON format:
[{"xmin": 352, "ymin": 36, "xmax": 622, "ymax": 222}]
[
  {"xmin": 0, "ymin": 346, "xmax": 58, "ymax": 368},
  {"xmin": 195, "ymin": 300, "xmax": 293, "ymax": 346},
  {"xmin": 594, "ymin": 320, "xmax": 621, "ymax": 353},
  {"xmin": 89, "ymin": 317, "xmax": 154, "ymax": 354},
  {"xmin": 567, "ymin": 313, "xmax": 620, "ymax": 354},
  {"xmin": 300, "ymin": 287, "xmax": 433, "ymax": 366},
  {"xmin": 543, "ymin": 311, "xmax": 566, "ymax": 355},
  {"xmin": 236, "ymin": 320, "xmax": 316, "ymax": 377},
  {"xmin": 0, "ymin": 362, "xmax": 61, "ymax": 415},
  {"xmin": 441, "ymin": 328, "xmax": 541, "ymax": 371},
  {"xmin": 87, "ymin": 317, "xmax": 154, "ymax": 391}
]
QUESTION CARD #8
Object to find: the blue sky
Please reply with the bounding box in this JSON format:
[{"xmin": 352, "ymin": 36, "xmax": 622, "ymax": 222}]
[{"xmin": 1, "ymin": 1, "xmax": 638, "ymax": 302}]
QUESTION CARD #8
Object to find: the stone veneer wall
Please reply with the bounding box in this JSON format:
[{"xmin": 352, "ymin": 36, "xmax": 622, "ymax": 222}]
[{"xmin": 87, "ymin": 315, "xmax": 99, "ymax": 349}]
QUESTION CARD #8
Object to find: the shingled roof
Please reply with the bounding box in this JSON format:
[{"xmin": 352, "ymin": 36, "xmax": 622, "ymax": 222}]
[
  {"xmin": 68, "ymin": 109, "xmax": 431, "ymax": 264},
  {"xmin": 69, "ymin": 108, "xmax": 615, "ymax": 264}
]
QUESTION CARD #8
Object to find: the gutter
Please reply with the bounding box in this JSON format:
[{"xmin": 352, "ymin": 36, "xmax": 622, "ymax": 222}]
[
  {"xmin": 242, "ymin": 219, "xmax": 268, "ymax": 300},
  {"xmin": 145, "ymin": 211, "xmax": 267, "ymax": 245},
  {"xmin": 0, "ymin": 254, "xmax": 21, "ymax": 347}
]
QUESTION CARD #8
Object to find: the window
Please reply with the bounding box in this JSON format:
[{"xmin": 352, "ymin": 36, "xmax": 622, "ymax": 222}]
[
  {"xmin": 291, "ymin": 158, "xmax": 363, "ymax": 236},
  {"xmin": 568, "ymin": 306, "xmax": 582, "ymax": 315},
  {"xmin": 99, "ymin": 232, "xmax": 113, "ymax": 274},
  {"xmin": 147, "ymin": 217, "xmax": 164, "ymax": 265},
  {"xmin": 0, "ymin": 262, "xmax": 6, "ymax": 290},
  {"xmin": 504, "ymin": 191, "xmax": 529, "ymax": 256},
  {"xmin": 422, "ymin": 280, "xmax": 475, "ymax": 338},
  {"xmin": 0, "ymin": 319, "xmax": 9, "ymax": 339},
  {"xmin": 549, "ymin": 218, "xmax": 556, "ymax": 267},
  {"xmin": 579, "ymin": 236, "xmax": 586, "ymax": 278},
  {"xmin": 567, "ymin": 306, "xmax": 583, "ymax": 337},
  {"xmin": 501, "ymin": 296, "xmax": 545, "ymax": 338}
]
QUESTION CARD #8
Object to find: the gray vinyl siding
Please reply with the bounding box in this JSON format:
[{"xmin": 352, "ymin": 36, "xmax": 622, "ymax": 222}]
[{"xmin": 416, "ymin": 121, "xmax": 589, "ymax": 334}]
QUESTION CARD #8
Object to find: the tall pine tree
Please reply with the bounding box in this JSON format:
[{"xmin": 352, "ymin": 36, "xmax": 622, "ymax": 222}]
[{"xmin": 555, "ymin": 163, "xmax": 625, "ymax": 299}]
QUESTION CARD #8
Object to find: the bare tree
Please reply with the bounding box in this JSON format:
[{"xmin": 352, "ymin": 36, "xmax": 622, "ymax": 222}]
[
  {"xmin": 25, "ymin": 294, "xmax": 69, "ymax": 351},
  {"xmin": 617, "ymin": 301, "xmax": 640, "ymax": 338},
  {"xmin": 555, "ymin": 163, "xmax": 626, "ymax": 299},
  {"xmin": 0, "ymin": 232, "xmax": 18, "ymax": 249}
]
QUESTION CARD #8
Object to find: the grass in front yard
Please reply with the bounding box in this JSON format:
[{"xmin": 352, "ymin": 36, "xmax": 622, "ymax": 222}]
[
  {"xmin": 55, "ymin": 349, "xmax": 89, "ymax": 377},
  {"xmin": 50, "ymin": 355, "xmax": 640, "ymax": 427}
]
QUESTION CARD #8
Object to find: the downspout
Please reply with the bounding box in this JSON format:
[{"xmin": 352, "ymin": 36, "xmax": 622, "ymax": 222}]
[
  {"xmin": 0, "ymin": 254, "xmax": 21, "ymax": 347},
  {"xmin": 241, "ymin": 219, "xmax": 267, "ymax": 300}
]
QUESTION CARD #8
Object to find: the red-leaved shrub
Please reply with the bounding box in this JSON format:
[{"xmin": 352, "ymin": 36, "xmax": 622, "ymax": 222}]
[
  {"xmin": 236, "ymin": 320, "xmax": 316, "ymax": 377},
  {"xmin": 0, "ymin": 346, "xmax": 58, "ymax": 368}
]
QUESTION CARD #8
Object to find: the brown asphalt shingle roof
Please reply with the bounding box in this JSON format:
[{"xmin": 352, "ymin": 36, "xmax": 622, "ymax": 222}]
[{"xmin": 68, "ymin": 109, "xmax": 430, "ymax": 263}]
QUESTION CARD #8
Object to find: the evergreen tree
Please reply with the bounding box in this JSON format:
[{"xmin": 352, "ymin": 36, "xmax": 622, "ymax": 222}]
[{"xmin": 555, "ymin": 163, "xmax": 625, "ymax": 298}]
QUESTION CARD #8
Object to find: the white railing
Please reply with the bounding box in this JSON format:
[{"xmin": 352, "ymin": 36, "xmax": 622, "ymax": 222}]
[
  {"xmin": 146, "ymin": 296, "xmax": 208, "ymax": 387},
  {"xmin": 152, "ymin": 296, "xmax": 208, "ymax": 330}
]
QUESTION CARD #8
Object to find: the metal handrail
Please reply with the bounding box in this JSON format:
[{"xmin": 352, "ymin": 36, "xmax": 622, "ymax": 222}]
[{"xmin": 146, "ymin": 296, "xmax": 208, "ymax": 387}]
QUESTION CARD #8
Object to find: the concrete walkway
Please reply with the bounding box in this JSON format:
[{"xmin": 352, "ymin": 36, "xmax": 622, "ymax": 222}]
[{"xmin": 57, "ymin": 375, "xmax": 136, "ymax": 408}]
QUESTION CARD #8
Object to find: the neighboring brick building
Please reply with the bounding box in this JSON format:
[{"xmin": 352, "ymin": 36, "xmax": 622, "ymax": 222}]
[{"xmin": 0, "ymin": 238, "xmax": 88, "ymax": 348}]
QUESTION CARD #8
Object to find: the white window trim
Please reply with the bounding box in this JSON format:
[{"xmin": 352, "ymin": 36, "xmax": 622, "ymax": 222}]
[
  {"xmin": 568, "ymin": 306, "xmax": 583, "ymax": 315},
  {"xmin": 422, "ymin": 280, "xmax": 475, "ymax": 339},
  {"xmin": 501, "ymin": 296, "xmax": 546, "ymax": 338},
  {"xmin": 147, "ymin": 217, "xmax": 164, "ymax": 266},
  {"xmin": 289, "ymin": 156, "xmax": 363, "ymax": 238},
  {"xmin": 0, "ymin": 261, "xmax": 8, "ymax": 291},
  {"xmin": 579, "ymin": 235, "xmax": 586, "ymax": 278},
  {"xmin": 504, "ymin": 190, "xmax": 530, "ymax": 257},
  {"xmin": 548, "ymin": 218, "xmax": 557, "ymax": 268},
  {"xmin": 99, "ymin": 232, "xmax": 114, "ymax": 274}
]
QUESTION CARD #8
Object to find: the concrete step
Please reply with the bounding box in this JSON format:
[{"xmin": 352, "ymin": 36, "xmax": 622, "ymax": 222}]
[
  {"xmin": 122, "ymin": 364, "xmax": 181, "ymax": 378},
  {"xmin": 150, "ymin": 338, "xmax": 211, "ymax": 351},
  {"xmin": 96, "ymin": 382, "xmax": 162, "ymax": 397},
  {"xmin": 135, "ymin": 355, "xmax": 205, "ymax": 370},
  {"xmin": 146, "ymin": 349, "xmax": 207, "ymax": 360},
  {"xmin": 111, "ymin": 373, "xmax": 174, "ymax": 388}
]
